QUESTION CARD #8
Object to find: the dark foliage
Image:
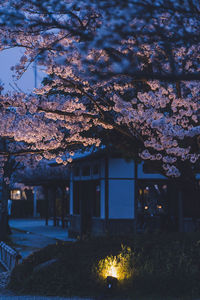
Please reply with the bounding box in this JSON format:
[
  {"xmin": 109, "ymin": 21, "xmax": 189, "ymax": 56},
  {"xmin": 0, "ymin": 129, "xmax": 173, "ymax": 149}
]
[{"xmin": 8, "ymin": 233, "xmax": 200, "ymax": 298}]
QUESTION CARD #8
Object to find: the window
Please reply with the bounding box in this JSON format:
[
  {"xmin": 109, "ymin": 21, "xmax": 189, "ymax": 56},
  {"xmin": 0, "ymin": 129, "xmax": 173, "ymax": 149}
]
[
  {"xmin": 137, "ymin": 183, "xmax": 168, "ymax": 216},
  {"xmin": 11, "ymin": 190, "xmax": 21, "ymax": 200}
]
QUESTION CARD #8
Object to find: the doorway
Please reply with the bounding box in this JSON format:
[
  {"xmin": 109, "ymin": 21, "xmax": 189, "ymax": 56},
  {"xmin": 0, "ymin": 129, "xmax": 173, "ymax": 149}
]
[{"xmin": 73, "ymin": 180, "xmax": 100, "ymax": 236}]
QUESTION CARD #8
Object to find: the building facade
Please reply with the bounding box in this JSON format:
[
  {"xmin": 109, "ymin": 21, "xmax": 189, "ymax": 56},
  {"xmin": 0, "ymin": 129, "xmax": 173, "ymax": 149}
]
[{"xmin": 68, "ymin": 152, "xmax": 200, "ymax": 238}]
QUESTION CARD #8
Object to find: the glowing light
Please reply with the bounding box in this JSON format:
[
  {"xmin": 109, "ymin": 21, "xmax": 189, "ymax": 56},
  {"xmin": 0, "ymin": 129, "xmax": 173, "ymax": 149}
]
[
  {"xmin": 97, "ymin": 245, "xmax": 133, "ymax": 281},
  {"xmin": 107, "ymin": 263, "xmax": 118, "ymax": 278},
  {"xmin": 110, "ymin": 266, "xmax": 117, "ymax": 278},
  {"xmin": 157, "ymin": 205, "xmax": 162, "ymax": 209},
  {"xmin": 144, "ymin": 205, "xmax": 148, "ymax": 210}
]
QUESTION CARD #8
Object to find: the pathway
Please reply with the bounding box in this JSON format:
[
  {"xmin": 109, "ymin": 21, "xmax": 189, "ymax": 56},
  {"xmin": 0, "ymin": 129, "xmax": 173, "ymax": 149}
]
[
  {"xmin": 0, "ymin": 218, "xmax": 77, "ymax": 299},
  {"xmin": 9, "ymin": 218, "xmax": 75, "ymax": 259}
]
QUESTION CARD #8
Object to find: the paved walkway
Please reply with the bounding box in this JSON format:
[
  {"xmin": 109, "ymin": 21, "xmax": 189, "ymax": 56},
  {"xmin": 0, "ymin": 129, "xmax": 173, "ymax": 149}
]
[
  {"xmin": 0, "ymin": 218, "xmax": 81, "ymax": 299},
  {"xmin": 9, "ymin": 218, "xmax": 75, "ymax": 259},
  {"xmin": 4, "ymin": 219, "xmax": 197, "ymax": 300},
  {"xmin": 9, "ymin": 218, "xmax": 72, "ymax": 240}
]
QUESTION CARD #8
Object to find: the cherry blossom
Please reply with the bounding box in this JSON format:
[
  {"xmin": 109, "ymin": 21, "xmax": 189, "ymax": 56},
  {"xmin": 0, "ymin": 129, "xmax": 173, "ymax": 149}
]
[{"xmin": 0, "ymin": 0, "xmax": 199, "ymax": 182}]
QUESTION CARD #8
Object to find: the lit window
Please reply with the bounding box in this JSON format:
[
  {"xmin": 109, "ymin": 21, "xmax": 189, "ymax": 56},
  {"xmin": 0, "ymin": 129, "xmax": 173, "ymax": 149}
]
[{"xmin": 11, "ymin": 190, "xmax": 21, "ymax": 200}]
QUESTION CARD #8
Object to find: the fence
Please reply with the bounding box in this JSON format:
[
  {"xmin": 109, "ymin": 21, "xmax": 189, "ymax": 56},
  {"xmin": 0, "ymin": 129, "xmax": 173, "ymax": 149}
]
[{"xmin": 0, "ymin": 242, "xmax": 21, "ymax": 271}]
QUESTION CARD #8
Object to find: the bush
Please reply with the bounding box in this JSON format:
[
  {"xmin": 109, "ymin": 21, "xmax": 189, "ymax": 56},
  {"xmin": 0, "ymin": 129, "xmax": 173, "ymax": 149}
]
[{"xmin": 8, "ymin": 233, "xmax": 200, "ymax": 298}]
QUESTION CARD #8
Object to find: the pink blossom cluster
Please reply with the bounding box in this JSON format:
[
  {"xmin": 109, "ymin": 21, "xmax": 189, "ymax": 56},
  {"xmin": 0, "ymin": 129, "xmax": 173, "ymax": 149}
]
[{"xmin": 0, "ymin": 0, "xmax": 199, "ymax": 180}]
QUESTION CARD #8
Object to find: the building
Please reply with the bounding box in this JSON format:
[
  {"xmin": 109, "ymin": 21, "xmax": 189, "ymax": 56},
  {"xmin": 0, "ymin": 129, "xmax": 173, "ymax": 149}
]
[
  {"xmin": 12, "ymin": 161, "xmax": 70, "ymax": 226},
  {"xmin": 68, "ymin": 150, "xmax": 200, "ymax": 238},
  {"xmin": 10, "ymin": 149, "xmax": 200, "ymax": 236}
]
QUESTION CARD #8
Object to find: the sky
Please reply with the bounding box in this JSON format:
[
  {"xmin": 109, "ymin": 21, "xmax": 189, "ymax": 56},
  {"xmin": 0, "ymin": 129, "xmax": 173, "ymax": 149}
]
[{"xmin": 0, "ymin": 48, "xmax": 43, "ymax": 93}]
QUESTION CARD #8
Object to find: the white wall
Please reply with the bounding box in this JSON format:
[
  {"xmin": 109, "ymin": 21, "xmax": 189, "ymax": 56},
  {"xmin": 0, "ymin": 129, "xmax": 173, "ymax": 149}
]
[
  {"xmin": 108, "ymin": 158, "xmax": 134, "ymax": 219},
  {"xmin": 109, "ymin": 179, "xmax": 134, "ymax": 219},
  {"xmin": 70, "ymin": 157, "xmax": 170, "ymax": 220},
  {"xmin": 109, "ymin": 158, "xmax": 134, "ymax": 178}
]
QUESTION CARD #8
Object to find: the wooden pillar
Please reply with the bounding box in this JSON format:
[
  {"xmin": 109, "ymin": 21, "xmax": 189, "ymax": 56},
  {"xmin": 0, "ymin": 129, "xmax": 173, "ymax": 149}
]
[
  {"xmin": 44, "ymin": 186, "xmax": 49, "ymax": 226},
  {"xmin": 61, "ymin": 186, "xmax": 65, "ymax": 229},
  {"xmin": 53, "ymin": 187, "xmax": 57, "ymax": 227}
]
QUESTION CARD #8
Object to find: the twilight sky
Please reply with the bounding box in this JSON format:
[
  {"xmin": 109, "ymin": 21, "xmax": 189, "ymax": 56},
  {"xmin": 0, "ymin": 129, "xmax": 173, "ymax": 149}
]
[{"xmin": 0, "ymin": 48, "xmax": 43, "ymax": 93}]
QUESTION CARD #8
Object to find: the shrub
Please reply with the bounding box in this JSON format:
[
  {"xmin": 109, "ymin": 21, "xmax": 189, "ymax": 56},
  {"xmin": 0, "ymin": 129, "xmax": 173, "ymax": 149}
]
[
  {"xmin": 8, "ymin": 233, "xmax": 200, "ymax": 298},
  {"xmin": 97, "ymin": 245, "xmax": 134, "ymax": 280}
]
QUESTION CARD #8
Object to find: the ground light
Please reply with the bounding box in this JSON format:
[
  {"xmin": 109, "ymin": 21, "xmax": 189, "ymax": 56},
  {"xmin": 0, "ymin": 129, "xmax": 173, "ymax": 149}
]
[
  {"xmin": 106, "ymin": 275, "xmax": 118, "ymax": 289},
  {"xmin": 103, "ymin": 259, "xmax": 119, "ymax": 289},
  {"xmin": 97, "ymin": 245, "xmax": 134, "ymax": 290}
]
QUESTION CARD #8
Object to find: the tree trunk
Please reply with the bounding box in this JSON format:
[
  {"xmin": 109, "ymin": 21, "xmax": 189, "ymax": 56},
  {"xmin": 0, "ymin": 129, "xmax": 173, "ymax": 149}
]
[{"xmin": 0, "ymin": 180, "xmax": 10, "ymax": 240}]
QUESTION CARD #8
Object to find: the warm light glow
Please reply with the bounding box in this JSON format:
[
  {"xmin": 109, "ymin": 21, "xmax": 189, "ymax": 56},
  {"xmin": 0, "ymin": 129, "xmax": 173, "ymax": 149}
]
[
  {"xmin": 107, "ymin": 262, "xmax": 118, "ymax": 278},
  {"xmin": 11, "ymin": 189, "xmax": 21, "ymax": 200},
  {"xmin": 144, "ymin": 205, "xmax": 148, "ymax": 210},
  {"xmin": 97, "ymin": 245, "xmax": 133, "ymax": 281},
  {"xmin": 157, "ymin": 205, "xmax": 162, "ymax": 209}
]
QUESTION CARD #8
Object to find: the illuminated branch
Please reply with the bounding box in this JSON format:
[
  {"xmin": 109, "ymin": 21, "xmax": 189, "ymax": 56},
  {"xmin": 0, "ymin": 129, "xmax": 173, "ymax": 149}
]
[{"xmin": 38, "ymin": 107, "xmax": 144, "ymax": 143}]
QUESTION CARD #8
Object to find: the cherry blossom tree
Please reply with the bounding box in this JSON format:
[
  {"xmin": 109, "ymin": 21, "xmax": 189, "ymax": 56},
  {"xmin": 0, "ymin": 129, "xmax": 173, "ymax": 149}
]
[
  {"xmin": 0, "ymin": 86, "xmax": 77, "ymax": 239},
  {"xmin": 0, "ymin": 0, "xmax": 199, "ymax": 178},
  {"xmin": 0, "ymin": 0, "xmax": 199, "ymax": 234}
]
